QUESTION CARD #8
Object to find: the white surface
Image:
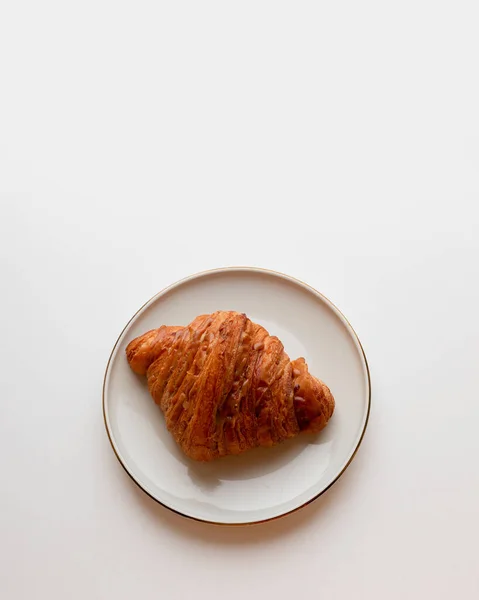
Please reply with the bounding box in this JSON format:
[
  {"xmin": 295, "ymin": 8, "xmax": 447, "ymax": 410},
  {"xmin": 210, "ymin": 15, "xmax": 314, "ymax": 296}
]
[
  {"xmin": 1, "ymin": 0, "xmax": 478, "ymax": 597},
  {"xmin": 104, "ymin": 268, "xmax": 370, "ymax": 524}
]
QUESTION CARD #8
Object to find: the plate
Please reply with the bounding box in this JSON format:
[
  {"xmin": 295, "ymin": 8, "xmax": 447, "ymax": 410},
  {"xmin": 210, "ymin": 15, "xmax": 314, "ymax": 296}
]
[{"xmin": 103, "ymin": 268, "xmax": 370, "ymax": 525}]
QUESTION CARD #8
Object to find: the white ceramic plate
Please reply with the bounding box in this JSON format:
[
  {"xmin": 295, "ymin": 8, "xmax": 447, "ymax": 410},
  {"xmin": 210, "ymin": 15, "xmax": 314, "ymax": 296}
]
[{"xmin": 103, "ymin": 268, "xmax": 370, "ymax": 525}]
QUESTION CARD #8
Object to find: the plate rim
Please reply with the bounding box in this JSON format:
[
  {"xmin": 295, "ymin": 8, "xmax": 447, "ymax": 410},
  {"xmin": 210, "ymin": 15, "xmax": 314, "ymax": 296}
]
[{"xmin": 102, "ymin": 266, "xmax": 371, "ymax": 526}]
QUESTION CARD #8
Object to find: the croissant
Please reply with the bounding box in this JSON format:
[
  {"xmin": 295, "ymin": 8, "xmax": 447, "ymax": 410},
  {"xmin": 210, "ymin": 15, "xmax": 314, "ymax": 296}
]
[{"xmin": 126, "ymin": 311, "xmax": 334, "ymax": 461}]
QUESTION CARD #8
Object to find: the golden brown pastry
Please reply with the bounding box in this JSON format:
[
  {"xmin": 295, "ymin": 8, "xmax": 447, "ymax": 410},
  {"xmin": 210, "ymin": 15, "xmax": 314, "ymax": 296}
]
[{"xmin": 126, "ymin": 311, "xmax": 334, "ymax": 461}]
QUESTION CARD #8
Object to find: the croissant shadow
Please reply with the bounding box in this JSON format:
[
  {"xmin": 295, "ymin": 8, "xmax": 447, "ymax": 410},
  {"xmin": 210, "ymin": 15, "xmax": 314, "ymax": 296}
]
[
  {"xmin": 187, "ymin": 426, "xmax": 334, "ymax": 492},
  {"xmin": 186, "ymin": 440, "xmax": 307, "ymax": 491}
]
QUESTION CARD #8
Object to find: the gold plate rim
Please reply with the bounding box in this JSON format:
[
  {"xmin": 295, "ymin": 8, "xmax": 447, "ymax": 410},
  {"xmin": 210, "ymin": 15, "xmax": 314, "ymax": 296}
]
[{"xmin": 102, "ymin": 266, "xmax": 371, "ymax": 527}]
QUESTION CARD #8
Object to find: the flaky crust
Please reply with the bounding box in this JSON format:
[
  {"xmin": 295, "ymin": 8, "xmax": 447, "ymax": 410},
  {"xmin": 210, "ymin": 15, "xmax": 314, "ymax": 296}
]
[{"xmin": 126, "ymin": 311, "xmax": 334, "ymax": 461}]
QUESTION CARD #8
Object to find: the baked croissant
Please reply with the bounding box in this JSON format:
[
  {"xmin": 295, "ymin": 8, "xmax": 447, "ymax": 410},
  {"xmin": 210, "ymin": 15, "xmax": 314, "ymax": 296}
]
[{"xmin": 126, "ymin": 311, "xmax": 334, "ymax": 461}]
